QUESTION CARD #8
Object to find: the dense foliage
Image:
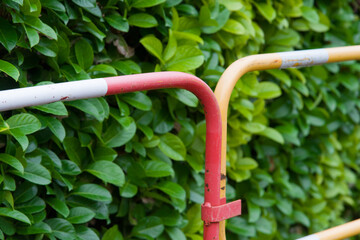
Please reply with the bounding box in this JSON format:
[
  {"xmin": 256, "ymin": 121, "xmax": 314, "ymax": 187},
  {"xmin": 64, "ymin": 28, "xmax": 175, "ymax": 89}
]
[{"xmin": 0, "ymin": 0, "xmax": 359, "ymax": 239}]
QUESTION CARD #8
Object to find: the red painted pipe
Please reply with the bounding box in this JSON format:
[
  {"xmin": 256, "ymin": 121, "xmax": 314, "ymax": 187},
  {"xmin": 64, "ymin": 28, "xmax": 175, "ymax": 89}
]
[
  {"xmin": 107, "ymin": 72, "xmax": 222, "ymax": 239},
  {"xmin": 0, "ymin": 72, "xmax": 222, "ymax": 239}
]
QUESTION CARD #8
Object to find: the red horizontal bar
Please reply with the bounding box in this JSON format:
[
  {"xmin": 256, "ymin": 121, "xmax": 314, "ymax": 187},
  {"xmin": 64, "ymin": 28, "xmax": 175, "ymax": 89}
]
[{"xmin": 201, "ymin": 199, "xmax": 242, "ymax": 225}]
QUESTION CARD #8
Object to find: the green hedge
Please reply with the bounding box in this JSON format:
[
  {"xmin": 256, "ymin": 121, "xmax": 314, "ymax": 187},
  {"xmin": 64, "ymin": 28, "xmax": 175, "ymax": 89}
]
[{"xmin": 0, "ymin": 0, "xmax": 359, "ymax": 239}]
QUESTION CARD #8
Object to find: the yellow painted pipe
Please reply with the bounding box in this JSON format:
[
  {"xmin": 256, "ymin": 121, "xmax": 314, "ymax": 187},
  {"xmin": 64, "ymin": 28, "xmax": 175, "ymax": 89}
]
[
  {"xmin": 215, "ymin": 45, "xmax": 360, "ymax": 240},
  {"xmin": 297, "ymin": 219, "xmax": 360, "ymax": 240}
]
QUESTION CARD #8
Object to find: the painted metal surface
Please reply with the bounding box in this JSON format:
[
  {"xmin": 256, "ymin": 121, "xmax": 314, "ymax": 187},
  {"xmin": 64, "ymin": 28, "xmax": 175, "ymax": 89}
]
[
  {"xmin": 0, "ymin": 71, "xmax": 242, "ymax": 240},
  {"xmin": 297, "ymin": 234, "xmax": 319, "ymax": 240},
  {"xmin": 0, "ymin": 79, "xmax": 108, "ymax": 111},
  {"xmin": 297, "ymin": 219, "xmax": 360, "ymax": 240},
  {"xmin": 202, "ymin": 199, "xmax": 241, "ymax": 225},
  {"xmin": 215, "ymin": 45, "xmax": 360, "ymax": 240},
  {"xmin": 279, "ymin": 49, "xmax": 328, "ymax": 68}
]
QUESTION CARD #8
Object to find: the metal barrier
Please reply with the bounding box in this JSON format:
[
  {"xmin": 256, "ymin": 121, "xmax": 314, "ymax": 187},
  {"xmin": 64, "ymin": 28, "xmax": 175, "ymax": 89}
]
[
  {"xmin": 0, "ymin": 71, "xmax": 241, "ymax": 240},
  {"xmin": 1, "ymin": 47, "xmax": 360, "ymax": 239},
  {"xmin": 214, "ymin": 46, "xmax": 360, "ymax": 240}
]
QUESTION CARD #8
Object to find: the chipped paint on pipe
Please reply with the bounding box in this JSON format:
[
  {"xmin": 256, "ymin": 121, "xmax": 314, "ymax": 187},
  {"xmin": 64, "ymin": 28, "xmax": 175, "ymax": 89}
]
[
  {"xmin": 215, "ymin": 45, "xmax": 360, "ymax": 240},
  {"xmin": 0, "ymin": 72, "xmax": 223, "ymax": 240},
  {"xmin": 279, "ymin": 49, "xmax": 329, "ymax": 68},
  {"xmin": 0, "ymin": 79, "xmax": 108, "ymax": 111}
]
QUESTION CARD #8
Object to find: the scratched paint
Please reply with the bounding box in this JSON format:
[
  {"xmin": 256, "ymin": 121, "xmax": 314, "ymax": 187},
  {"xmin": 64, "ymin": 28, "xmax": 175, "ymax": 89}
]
[
  {"xmin": 279, "ymin": 49, "xmax": 329, "ymax": 68},
  {"xmin": 0, "ymin": 78, "xmax": 107, "ymax": 111},
  {"xmin": 296, "ymin": 234, "xmax": 320, "ymax": 240}
]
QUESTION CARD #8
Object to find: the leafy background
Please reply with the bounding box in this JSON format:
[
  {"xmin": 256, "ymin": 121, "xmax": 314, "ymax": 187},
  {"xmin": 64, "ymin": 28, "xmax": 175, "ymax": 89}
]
[{"xmin": 0, "ymin": 0, "xmax": 359, "ymax": 239}]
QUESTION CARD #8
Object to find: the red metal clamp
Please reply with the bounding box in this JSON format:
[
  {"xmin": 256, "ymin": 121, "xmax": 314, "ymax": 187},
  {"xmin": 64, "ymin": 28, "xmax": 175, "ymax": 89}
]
[{"xmin": 201, "ymin": 199, "xmax": 242, "ymax": 225}]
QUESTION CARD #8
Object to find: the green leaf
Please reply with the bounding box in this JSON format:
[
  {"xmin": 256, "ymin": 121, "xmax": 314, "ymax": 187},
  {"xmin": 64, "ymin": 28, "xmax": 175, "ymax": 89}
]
[
  {"xmin": 94, "ymin": 147, "xmax": 117, "ymax": 161},
  {"xmin": 16, "ymin": 196, "xmax": 45, "ymax": 214},
  {"xmin": 89, "ymin": 64, "xmax": 117, "ymax": 76},
  {"xmin": 266, "ymin": 69, "xmax": 291, "ymax": 87},
  {"xmin": 276, "ymin": 124, "xmax": 300, "ymax": 146},
  {"xmin": 222, "ymin": 19, "xmax": 245, "ymax": 35},
  {"xmin": 236, "ymin": 157, "xmax": 258, "ymax": 170},
  {"xmin": 183, "ymin": 204, "xmax": 202, "ymax": 234},
  {"xmin": 166, "ymin": 227, "xmax": 186, "ymax": 240},
  {"xmin": 103, "ymin": 117, "xmax": 136, "ymax": 148},
  {"xmin": 20, "ymin": 0, "xmax": 42, "ymax": 17},
  {"xmin": 277, "ymin": 198, "xmax": 292, "ymax": 216},
  {"xmin": 63, "ymin": 137, "xmax": 86, "ymax": 166},
  {"xmin": 172, "ymin": 31, "xmax": 203, "ymax": 44},
  {"xmin": 121, "ymin": 92, "xmax": 152, "ymax": 111},
  {"xmin": 341, "ymin": 73, "xmax": 359, "ymax": 90},
  {"xmin": 60, "ymin": 160, "xmax": 81, "ymax": 176},
  {"xmin": 165, "ymin": 45, "xmax": 204, "ymax": 71},
  {"xmin": 248, "ymin": 201, "xmax": 261, "ymax": 223},
  {"xmin": 47, "ymin": 198, "xmax": 70, "ymax": 217},
  {"xmin": 77, "ymin": 22, "xmax": 106, "ymax": 40},
  {"xmin": 163, "ymin": 30, "xmax": 177, "ymax": 61},
  {"xmin": 31, "ymin": 101, "xmax": 68, "ymax": 116},
  {"xmin": 46, "ymin": 218, "xmax": 76, "ymax": 240},
  {"xmin": 166, "ymin": 89, "xmax": 198, "ymax": 107},
  {"xmin": 105, "ymin": 14, "xmax": 129, "ymax": 32},
  {"xmin": 241, "ymin": 122, "xmax": 266, "ymax": 133},
  {"xmin": 66, "ymin": 98, "xmax": 108, "ymax": 122},
  {"xmin": 17, "ymin": 222, "xmax": 52, "ymax": 235},
  {"xmin": 267, "ymin": 29, "xmax": 300, "ymax": 47},
  {"xmin": 293, "ymin": 210, "xmax": 310, "ymax": 227},
  {"xmin": 34, "ymin": 38, "xmax": 58, "ymax": 57},
  {"xmin": 258, "ymin": 127, "xmax": 284, "ymax": 144},
  {"xmin": 42, "ymin": 116, "xmax": 66, "ymax": 142},
  {"xmin": 0, "ymin": 153, "xmax": 24, "ymax": 173},
  {"xmin": 14, "ymin": 162, "xmax": 51, "ymax": 185},
  {"xmin": 67, "ymin": 207, "xmax": 95, "ymax": 224},
  {"xmin": 120, "ymin": 182, "xmax": 138, "ymax": 198},
  {"xmin": 128, "ymin": 13, "xmax": 158, "ymax": 28},
  {"xmin": 72, "ymin": 184, "xmax": 112, "ymax": 202},
  {"xmin": 132, "ymin": 216, "xmax": 164, "ymax": 239},
  {"xmin": 72, "ymin": 0, "xmax": 96, "ymax": 7},
  {"xmin": 255, "ymin": 82, "xmax": 281, "ymax": 99},
  {"xmin": 0, "ymin": 208, "xmax": 30, "ymax": 224},
  {"xmin": 9, "ymin": 129, "xmax": 28, "ymax": 151},
  {"xmin": 42, "ymin": 0, "xmax": 65, "ymax": 12},
  {"xmin": 102, "ymin": 225, "xmax": 123, "ymax": 240},
  {"xmin": 131, "ymin": 0, "xmax": 165, "ymax": 8},
  {"xmin": 220, "ymin": 0, "xmax": 243, "ymax": 11},
  {"xmin": 0, "ymin": 18, "xmax": 17, "ymax": 51},
  {"xmin": 227, "ymin": 217, "xmax": 256, "ymax": 237},
  {"xmin": 155, "ymin": 181, "xmax": 186, "ymax": 200},
  {"xmin": 7, "ymin": 113, "xmax": 41, "ymax": 135},
  {"xmin": 86, "ymin": 161, "xmax": 125, "ymax": 187},
  {"xmin": 76, "ymin": 226, "xmax": 99, "ymax": 240},
  {"xmin": 254, "ymin": 3, "xmax": 276, "ymax": 22},
  {"xmin": 24, "ymin": 16, "xmax": 57, "ymax": 40},
  {"xmin": 301, "ymin": 6, "xmax": 319, "ymax": 23},
  {"xmin": 256, "ymin": 217, "xmax": 273, "ymax": 234},
  {"xmin": 75, "ymin": 39, "xmax": 94, "ymax": 70},
  {"xmin": 159, "ymin": 133, "xmax": 186, "ymax": 161},
  {"xmin": 0, "ymin": 60, "xmax": 19, "ymax": 81},
  {"xmin": 140, "ymin": 35, "xmax": 163, "ymax": 63},
  {"xmin": 144, "ymin": 160, "xmax": 174, "ymax": 177},
  {"xmin": 111, "ymin": 60, "xmax": 141, "ymax": 75}
]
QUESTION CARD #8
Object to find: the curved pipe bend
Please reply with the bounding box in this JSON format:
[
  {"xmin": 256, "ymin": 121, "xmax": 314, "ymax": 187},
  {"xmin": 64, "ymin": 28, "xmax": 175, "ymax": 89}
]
[{"xmin": 0, "ymin": 71, "xmax": 222, "ymax": 240}]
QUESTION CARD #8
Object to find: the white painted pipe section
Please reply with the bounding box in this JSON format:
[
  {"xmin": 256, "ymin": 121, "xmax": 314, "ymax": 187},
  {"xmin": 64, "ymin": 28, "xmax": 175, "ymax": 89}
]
[
  {"xmin": 296, "ymin": 234, "xmax": 319, "ymax": 240},
  {"xmin": 279, "ymin": 49, "xmax": 329, "ymax": 68},
  {"xmin": 0, "ymin": 78, "xmax": 108, "ymax": 111}
]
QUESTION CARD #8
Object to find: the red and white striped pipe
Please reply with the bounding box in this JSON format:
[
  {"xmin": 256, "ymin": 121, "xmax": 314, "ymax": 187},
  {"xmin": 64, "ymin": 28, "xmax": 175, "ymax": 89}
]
[{"xmin": 0, "ymin": 71, "xmax": 228, "ymax": 240}]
